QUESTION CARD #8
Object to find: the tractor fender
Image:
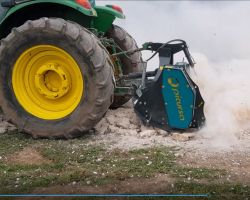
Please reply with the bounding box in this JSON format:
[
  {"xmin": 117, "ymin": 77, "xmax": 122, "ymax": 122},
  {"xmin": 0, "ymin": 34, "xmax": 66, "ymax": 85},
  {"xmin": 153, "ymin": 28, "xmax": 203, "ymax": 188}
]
[
  {"xmin": 0, "ymin": 0, "xmax": 97, "ymax": 39},
  {"xmin": 92, "ymin": 5, "xmax": 125, "ymax": 33},
  {"xmin": 94, "ymin": 5, "xmax": 125, "ymax": 19}
]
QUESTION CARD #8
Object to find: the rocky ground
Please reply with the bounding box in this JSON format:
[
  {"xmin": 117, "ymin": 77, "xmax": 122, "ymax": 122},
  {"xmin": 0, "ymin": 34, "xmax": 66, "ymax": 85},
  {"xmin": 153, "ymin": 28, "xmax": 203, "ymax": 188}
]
[{"xmin": 92, "ymin": 101, "xmax": 250, "ymax": 186}]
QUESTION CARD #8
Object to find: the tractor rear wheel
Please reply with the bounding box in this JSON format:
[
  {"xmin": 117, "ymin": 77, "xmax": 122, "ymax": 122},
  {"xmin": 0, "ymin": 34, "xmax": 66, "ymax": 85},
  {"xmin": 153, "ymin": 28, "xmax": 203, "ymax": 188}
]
[
  {"xmin": 105, "ymin": 24, "xmax": 142, "ymax": 109},
  {"xmin": 0, "ymin": 18, "xmax": 115, "ymax": 139}
]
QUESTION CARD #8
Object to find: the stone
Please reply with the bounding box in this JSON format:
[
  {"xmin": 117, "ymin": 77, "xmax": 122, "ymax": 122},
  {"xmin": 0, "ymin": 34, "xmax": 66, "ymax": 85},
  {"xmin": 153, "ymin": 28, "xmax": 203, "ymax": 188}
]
[
  {"xmin": 96, "ymin": 124, "xmax": 109, "ymax": 135},
  {"xmin": 130, "ymin": 114, "xmax": 141, "ymax": 126},
  {"xmin": 125, "ymin": 129, "xmax": 138, "ymax": 136},
  {"xmin": 106, "ymin": 116, "xmax": 116, "ymax": 125},
  {"xmin": 0, "ymin": 127, "xmax": 7, "ymax": 134},
  {"xmin": 154, "ymin": 127, "xmax": 169, "ymax": 136},
  {"xmin": 172, "ymin": 133, "xmax": 189, "ymax": 142},
  {"xmin": 182, "ymin": 133, "xmax": 195, "ymax": 138},
  {"xmin": 95, "ymin": 118, "xmax": 109, "ymax": 134},
  {"xmin": 140, "ymin": 124, "xmax": 154, "ymax": 132},
  {"xmin": 109, "ymin": 125, "xmax": 119, "ymax": 133},
  {"xmin": 129, "ymin": 124, "xmax": 138, "ymax": 130},
  {"xmin": 0, "ymin": 121, "xmax": 9, "ymax": 129},
  {"xmin": 95, "ymin": 118, "xmax": 107, "ymax": 130},
  {"xmin": 8, "ymin": 126, "xmax": 17, "ymax": 132},
  {"xmin": 139, "ymin": 130, "xmax": 156, "ymax": 138},
  {"xmin": 116, "ymin": 118, "xmax": 130, "ymax": 129},
  {"xmin": 115, "ymin": 113, "xmax": 127, "ymax": 118}
]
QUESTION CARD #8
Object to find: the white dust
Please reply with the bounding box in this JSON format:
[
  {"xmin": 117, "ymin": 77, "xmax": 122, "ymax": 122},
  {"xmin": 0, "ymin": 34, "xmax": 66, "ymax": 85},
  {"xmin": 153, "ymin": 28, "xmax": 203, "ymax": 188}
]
[{"xmin": 190, "ymin": 53, "xmax": 250, "ymax": 147}]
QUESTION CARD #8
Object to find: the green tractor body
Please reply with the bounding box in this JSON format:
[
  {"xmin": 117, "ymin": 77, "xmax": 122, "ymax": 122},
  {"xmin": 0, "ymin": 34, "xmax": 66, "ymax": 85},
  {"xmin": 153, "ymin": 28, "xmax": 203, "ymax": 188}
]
[{"xmin": 0, "ymin": 0, "xmax": 125, "ymax": 39}]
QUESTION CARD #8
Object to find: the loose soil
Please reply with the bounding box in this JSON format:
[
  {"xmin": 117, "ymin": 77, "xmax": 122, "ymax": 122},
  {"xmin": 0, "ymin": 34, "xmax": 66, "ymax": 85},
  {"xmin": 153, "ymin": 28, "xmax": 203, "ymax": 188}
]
[{"xmin": 6, "ymin": 147, "xmax": 52, "ymax": 165}]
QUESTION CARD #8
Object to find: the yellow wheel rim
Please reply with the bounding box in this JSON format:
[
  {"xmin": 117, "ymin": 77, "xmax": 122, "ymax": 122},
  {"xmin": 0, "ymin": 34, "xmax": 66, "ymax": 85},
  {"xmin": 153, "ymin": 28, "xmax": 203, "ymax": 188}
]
[{"xmin": 12, "ymin": 45, "xmax": 83, "ymax": 120}]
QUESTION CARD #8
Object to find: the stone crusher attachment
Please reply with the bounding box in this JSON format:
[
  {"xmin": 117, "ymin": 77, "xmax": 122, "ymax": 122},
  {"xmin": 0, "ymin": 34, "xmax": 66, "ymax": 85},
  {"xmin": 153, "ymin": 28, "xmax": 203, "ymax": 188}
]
[{"xmin": 113, "ymin": 39, "xmax": 206, "ymax": 131}]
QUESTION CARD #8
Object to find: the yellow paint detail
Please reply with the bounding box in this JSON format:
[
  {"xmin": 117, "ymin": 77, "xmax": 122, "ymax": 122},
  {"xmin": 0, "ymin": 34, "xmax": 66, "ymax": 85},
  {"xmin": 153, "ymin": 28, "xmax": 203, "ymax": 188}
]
[
  {"xmin": 107, "ymin": 47, "xmax": 119, "ymax": 75},
  {"xmin": 92, "ymin": 11, "xmax": 96, "ymax": 16},
  {"xmin": 160, "ymin": 66, "xmax": 163, "ymax": 70},
  {"xmin": 168, "ymin": 76, "xmax": 179, "ymax": 87},
  {"xmin": 198, "ymin": 102, "xmax": 204, "ymax": 107},
  {"xmin": 12, "ymin": 45, "xmax": 83, "ymax": 120}
]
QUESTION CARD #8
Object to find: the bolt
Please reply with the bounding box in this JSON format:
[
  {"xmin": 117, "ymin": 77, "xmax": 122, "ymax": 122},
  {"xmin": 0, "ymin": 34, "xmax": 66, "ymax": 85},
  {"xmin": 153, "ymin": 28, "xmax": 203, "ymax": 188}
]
[
  {"xmin": 165, "ymin": 103, "xmax": 167, "ymax": 106},
  {"xmin": 139, "ymin": 102, "xmax": 142, "ymax": 105},
  {"xmin": 146, "ymin": 115, "xmax": 148, "ymax": 117},
  {"xmin": 162, "ymin": 85, "xmax": 165, "ymax": 89},
  {"xmin": 146, "ymin": 110, "xmax": 148, "ymax": 113},
  {"xmin": 162, "ymin": 118, "xmax": 164, "ymax": 120},
  {"xmin": 162, "ymin": 123, "xmax": 164, "ymax": 125},
  {"xmin": 167, "ymin": 69, "xmax": 170, "ymax": 72},
  {"xmin": 144, "ymin": 102, "xmax": 146, "ymax": 105},
  {"xmin": 187, "ymin": 85, "xmax": 190, "ymax": 88},
  {"xmin": 190, "ymin": 105, "xmax": 193, "ymax": 108}
]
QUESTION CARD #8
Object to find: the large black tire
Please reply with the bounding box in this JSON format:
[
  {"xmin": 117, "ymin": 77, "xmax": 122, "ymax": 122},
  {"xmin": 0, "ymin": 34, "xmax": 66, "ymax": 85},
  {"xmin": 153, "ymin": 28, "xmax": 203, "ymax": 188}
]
[
  {"xmin": 0, "ymin": 18, "xmax": 115, "ymax": 139},
  {"xmin": 105, "ymin": 24, "xmax": 142, "ymax": 109}
]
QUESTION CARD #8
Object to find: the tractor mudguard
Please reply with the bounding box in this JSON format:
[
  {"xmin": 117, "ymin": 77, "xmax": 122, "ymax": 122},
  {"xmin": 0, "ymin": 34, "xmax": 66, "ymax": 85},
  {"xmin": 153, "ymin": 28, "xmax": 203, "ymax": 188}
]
[
  {"xmin": 92, "ymin": 5, "xmax": 125, "ymax": 33},
  {"xmin": 0, "ymin": 0, "xmax": 97, "ymax": 39}
]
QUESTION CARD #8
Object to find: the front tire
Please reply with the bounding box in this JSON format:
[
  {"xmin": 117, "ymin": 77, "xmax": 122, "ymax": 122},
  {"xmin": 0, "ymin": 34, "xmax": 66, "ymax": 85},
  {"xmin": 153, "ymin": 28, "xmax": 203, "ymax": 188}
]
[{"xmin": 0, "ymin": 18, "xmax": 115, "ymax": 139}]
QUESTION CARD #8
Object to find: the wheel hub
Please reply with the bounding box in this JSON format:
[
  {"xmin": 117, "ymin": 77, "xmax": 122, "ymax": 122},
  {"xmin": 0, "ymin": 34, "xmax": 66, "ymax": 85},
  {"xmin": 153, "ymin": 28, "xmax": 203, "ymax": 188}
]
[{"xmin": 35, "ymin": 63, "xmax": 71, "ymax": 99}]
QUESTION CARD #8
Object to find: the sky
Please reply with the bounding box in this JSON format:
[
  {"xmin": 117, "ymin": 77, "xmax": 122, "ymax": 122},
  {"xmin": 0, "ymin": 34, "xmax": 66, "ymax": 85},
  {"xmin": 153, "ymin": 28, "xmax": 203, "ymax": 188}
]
[
  {"xmin": 97, "ymin": 1, "xmax": 250, "ymax": 65},
  {"xmin": 97, "ymin": 1, "xmax": 250, "ymax": 146}
]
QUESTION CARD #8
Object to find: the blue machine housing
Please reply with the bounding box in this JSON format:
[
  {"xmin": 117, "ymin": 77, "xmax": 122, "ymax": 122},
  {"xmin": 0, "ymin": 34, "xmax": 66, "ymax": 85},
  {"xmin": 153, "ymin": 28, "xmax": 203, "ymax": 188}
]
[{"xmin": 162, "ymin": 67, "xmax": 195, "ymax": 129}]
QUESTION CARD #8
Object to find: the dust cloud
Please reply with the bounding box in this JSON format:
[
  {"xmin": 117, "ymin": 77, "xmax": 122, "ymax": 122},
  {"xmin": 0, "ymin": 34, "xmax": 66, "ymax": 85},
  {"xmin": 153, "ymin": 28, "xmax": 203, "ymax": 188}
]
[{"xmin": 190, "ymin": 54, "xmax": 250, "ymax": 146}]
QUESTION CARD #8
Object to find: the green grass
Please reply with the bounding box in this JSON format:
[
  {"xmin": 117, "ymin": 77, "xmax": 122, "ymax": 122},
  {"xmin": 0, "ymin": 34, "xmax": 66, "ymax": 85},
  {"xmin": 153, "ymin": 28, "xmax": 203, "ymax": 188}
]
[{"xmin": 0, "ymin": 131, "xmax": 248, "ymax": 200}]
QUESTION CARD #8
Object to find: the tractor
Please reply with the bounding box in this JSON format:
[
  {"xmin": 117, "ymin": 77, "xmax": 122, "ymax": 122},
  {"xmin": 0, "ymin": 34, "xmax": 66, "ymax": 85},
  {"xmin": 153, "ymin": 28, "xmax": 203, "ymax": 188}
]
[{"xmin": 0, "ymin": 0, "xmax": 205, "ymax": 139}]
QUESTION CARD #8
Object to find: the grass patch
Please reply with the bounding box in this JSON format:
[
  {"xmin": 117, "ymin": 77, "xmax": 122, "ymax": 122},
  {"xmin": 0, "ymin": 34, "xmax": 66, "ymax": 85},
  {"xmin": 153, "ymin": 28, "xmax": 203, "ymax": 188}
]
[
  {"xmin": 172, "ymin": 167, "xmax": 227, "ymax": 180},
  {"xmin": 0, "ymin": 131, "xmax": 239, "ymax": 198}
]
